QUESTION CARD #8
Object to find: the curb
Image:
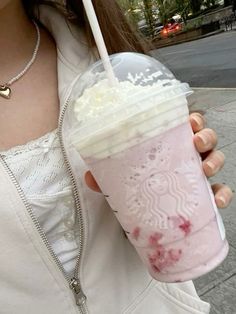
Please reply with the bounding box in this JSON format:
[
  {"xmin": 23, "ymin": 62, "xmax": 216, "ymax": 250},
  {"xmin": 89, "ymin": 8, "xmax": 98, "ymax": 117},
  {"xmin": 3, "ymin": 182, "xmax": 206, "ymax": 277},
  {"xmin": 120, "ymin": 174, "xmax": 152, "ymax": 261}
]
[
  {"xmin": 154, "ymin": 29, "xmax": 224, "ymax": 49},
  {"xmin": 192, "ymin": 87, "xmax": 236, "ymax": 91}
]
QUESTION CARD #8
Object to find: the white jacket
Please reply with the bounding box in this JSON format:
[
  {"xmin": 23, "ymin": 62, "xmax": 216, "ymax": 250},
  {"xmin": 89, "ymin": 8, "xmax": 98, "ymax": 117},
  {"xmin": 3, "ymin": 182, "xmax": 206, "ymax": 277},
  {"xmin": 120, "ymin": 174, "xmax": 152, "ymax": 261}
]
[{"xmin": 0, "ymin": 5, "xmax": 211, "ymax": 314}]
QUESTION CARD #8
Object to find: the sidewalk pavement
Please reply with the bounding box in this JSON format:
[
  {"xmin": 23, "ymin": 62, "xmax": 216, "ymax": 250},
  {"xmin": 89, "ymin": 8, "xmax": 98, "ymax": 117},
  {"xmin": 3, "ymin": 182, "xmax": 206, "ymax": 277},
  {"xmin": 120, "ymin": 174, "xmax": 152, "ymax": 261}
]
[{"xmin": 189, "ymin": 88, "xmax": 236, "ymax": 314}]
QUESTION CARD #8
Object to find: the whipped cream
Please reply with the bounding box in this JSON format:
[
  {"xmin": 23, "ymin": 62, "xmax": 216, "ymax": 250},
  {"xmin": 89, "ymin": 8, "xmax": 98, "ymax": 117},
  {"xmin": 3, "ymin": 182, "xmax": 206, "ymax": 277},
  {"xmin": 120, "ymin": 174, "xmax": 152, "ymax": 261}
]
[
  {"xmin": 73, "ymin": 79, "xmax": 180, "ymax": 124},
  {"xmin": 71, "ymin": 79, "xmax": 191, "ymax": 158}
]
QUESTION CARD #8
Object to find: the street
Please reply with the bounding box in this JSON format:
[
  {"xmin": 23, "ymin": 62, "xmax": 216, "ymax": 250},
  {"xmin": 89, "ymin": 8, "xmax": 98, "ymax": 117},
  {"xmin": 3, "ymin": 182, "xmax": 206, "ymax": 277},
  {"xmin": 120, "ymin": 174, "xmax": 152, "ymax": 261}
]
[{"xmin": 152, "ymin": 31, "xmax": 236, "ymax": 88}]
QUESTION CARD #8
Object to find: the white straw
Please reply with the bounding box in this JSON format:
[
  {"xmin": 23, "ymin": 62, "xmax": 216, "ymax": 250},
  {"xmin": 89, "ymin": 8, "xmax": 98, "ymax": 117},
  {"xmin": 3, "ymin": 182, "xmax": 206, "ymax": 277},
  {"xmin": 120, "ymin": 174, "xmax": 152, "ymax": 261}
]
[{"xmin": 82, "ymin": 0, "xmax": 118, "ymax": 86}]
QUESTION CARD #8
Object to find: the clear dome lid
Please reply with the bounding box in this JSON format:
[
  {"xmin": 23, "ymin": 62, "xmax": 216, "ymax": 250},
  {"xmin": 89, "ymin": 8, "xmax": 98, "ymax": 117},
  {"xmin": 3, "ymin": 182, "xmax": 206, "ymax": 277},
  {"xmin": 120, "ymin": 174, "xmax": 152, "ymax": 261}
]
[
  {"xmin": 74, "ymin": 52, "xmax": 187, "ymax": 93},
  {"xmin": 70, "ymin": 52, "xmax": 192, "ymax": 145}
]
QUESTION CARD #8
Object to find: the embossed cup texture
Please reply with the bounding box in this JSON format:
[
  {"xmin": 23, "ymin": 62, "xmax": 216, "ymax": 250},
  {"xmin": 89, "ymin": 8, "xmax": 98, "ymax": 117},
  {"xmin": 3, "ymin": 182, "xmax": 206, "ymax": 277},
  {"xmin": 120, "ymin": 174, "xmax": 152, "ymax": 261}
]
[{"xmin": 84, "ymin": 121, "xmax": 228, "ymax": 282}]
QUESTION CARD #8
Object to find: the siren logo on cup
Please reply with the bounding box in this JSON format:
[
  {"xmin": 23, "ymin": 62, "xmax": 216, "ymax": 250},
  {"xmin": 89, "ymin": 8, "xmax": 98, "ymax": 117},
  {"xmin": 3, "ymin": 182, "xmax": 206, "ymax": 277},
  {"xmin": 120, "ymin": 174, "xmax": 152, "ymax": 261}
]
[{"xmin": 124, "ymin": 141, "xmax": 199, "ymax": 230}]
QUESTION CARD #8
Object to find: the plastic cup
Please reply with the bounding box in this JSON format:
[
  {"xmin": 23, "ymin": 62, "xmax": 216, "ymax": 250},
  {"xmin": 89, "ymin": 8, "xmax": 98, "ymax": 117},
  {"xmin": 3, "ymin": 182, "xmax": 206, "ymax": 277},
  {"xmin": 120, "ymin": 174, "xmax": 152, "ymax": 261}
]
[{"xmin": 69, "ymin": 52, "xmax": 229, "ymax": 282}]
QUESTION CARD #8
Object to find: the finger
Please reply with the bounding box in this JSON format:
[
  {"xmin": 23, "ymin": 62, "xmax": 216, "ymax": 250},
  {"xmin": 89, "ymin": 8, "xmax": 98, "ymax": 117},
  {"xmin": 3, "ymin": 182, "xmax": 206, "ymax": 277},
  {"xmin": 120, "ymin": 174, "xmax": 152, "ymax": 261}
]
[
  {"xmin": 194, "ymin": 128, "xmax": 218, "ymax": 153},
  {"xmin": 212, "ymin": 183, "xmax": 234, "ymax": 209},
  {"xmin": 190, "ymin": 113, "xmax": 206, "ymax": 133},
  {"xmin": 84, "ymin": 171, "xmax": 101, "ymax": 193},
  {"xmin": 202, "ymin": 150, "xmax": 225, "ymax": 177}
]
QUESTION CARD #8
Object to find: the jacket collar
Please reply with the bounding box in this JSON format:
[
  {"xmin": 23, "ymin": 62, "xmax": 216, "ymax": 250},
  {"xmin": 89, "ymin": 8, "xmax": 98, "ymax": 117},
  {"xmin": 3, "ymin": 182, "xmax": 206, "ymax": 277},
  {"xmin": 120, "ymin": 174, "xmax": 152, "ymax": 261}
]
[{"xmin": 37, "ymin": 5, "xmax": 94, "ymax": 102}]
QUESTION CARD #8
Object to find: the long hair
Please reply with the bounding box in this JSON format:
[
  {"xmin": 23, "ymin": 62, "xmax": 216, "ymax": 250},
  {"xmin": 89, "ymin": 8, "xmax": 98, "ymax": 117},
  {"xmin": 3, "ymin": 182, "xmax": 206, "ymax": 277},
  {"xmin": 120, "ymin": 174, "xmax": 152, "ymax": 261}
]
[{"xmin": 22, "ymin": 0, "xmax": 150, "ymax": 54}]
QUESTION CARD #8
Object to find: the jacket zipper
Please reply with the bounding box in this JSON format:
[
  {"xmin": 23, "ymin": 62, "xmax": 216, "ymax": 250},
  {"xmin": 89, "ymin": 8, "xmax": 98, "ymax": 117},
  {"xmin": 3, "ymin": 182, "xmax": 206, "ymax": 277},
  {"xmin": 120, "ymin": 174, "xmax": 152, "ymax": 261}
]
[
  {"xmin": 0, "ymin": 89, "xmax": 87, "ymax": 313},
  {"xmin": 58, "ymin": 93, "xmax": 87, "ymax": 312}
]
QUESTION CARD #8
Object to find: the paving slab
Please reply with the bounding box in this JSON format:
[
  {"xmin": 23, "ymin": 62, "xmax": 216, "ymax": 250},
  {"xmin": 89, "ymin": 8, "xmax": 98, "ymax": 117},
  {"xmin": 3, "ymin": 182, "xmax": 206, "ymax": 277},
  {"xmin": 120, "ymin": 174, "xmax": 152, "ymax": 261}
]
[
  {"xmin": 189, "ymin": 88, "xmax": 236, "ymax": 112},
  {"xmin": 202, "ymin": 273, "xmax": 236, "ymax": 314},
  {"xmin": 190, "ymin": 88, "xmax": 236, "ymax": 314}
]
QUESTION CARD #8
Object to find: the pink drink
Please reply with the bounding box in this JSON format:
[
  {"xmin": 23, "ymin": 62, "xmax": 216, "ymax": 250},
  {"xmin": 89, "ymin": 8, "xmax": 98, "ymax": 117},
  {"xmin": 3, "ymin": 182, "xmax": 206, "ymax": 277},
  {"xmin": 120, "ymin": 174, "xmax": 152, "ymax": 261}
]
[
  {"xmin": 84, "ymin": 121, "xmax": 228, "ymax": 282},
  {"xmin": 71, "ymin": 52, "xmax": 229, "ymax": 282}
]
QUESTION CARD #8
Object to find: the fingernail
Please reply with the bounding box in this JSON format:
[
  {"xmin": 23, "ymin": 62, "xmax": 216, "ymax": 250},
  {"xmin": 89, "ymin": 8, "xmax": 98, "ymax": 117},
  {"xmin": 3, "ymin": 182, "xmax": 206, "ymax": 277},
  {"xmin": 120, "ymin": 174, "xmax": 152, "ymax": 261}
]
[
  {"xmin": 192, "ymin": 116, "xmax": 202, "ymax": 128},
  {"xmin": 218, "ymin": 196, "xmax": 226, "ymax": 207},
  {"xmin": 197, "ymin": 134, "xmax": 208, "ymax": 145},
  {"xmin": 206, "ymin": 161, "xmax": 215, "ymax": 171}
]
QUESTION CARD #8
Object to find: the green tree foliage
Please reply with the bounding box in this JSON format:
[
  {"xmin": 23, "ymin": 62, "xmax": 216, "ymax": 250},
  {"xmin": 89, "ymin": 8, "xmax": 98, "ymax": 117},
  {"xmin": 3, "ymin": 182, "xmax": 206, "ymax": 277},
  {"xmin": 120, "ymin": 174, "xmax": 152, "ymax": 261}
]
[
  {"xmin": 118, "ymin": 0, "xmax": 223, "ymax": 36},
  {"xmin": 174, "ymin": 0, "xmax": 190, "ymax": 22},
  {"xmin": 118, "ymin": 0, "xmax": 143, "ymax": 27},
  {"xmin": 224, "ymin": 0, "xmax": 232, "ymax": 6},
  {"xmin": 143, "ymin": 0, "xmax": 155, "ymax": 32},
  {"xmin": 204, "ymin": 0, "xmax": 218, "ymax": 8},
  {"xmin": 189, "ymin": 0, "xmax": 202, "ymax": 13},
  {"xmin": 156, "ymin": 0, "xmax": 177, "ymax": 24}
]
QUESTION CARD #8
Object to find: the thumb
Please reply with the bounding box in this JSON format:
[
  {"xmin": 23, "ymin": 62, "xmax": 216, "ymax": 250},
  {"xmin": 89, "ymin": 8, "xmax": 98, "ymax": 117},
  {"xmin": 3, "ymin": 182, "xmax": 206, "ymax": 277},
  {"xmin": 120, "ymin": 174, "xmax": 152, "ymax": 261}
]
[{"xmin": 84, "ymin": 171, "xmax": 102, "ymax": 193}]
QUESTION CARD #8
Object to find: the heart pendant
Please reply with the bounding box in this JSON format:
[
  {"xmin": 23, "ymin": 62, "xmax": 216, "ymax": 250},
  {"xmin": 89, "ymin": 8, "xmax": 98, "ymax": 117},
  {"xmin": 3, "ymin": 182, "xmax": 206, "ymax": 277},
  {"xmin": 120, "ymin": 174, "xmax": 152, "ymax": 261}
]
[{"xmin": 0, "ymin": 85, "xmax": 11, "ymax": 99}]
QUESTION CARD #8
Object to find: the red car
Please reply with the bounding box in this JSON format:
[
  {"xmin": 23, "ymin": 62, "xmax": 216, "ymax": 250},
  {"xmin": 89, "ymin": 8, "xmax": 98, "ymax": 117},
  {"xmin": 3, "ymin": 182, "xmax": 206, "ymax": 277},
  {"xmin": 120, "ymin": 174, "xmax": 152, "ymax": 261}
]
[{"xmin": 161, "ymin": 21, "xmax": 182, "ymax": 37}]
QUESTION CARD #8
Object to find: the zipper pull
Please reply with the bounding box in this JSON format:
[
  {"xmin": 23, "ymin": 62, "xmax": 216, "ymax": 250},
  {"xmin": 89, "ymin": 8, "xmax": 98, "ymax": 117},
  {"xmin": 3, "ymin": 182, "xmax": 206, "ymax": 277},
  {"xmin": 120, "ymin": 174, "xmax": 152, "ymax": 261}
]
[{"xmin": 70, "ymin": 278, "xmax": 87, "ymax": 306}]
